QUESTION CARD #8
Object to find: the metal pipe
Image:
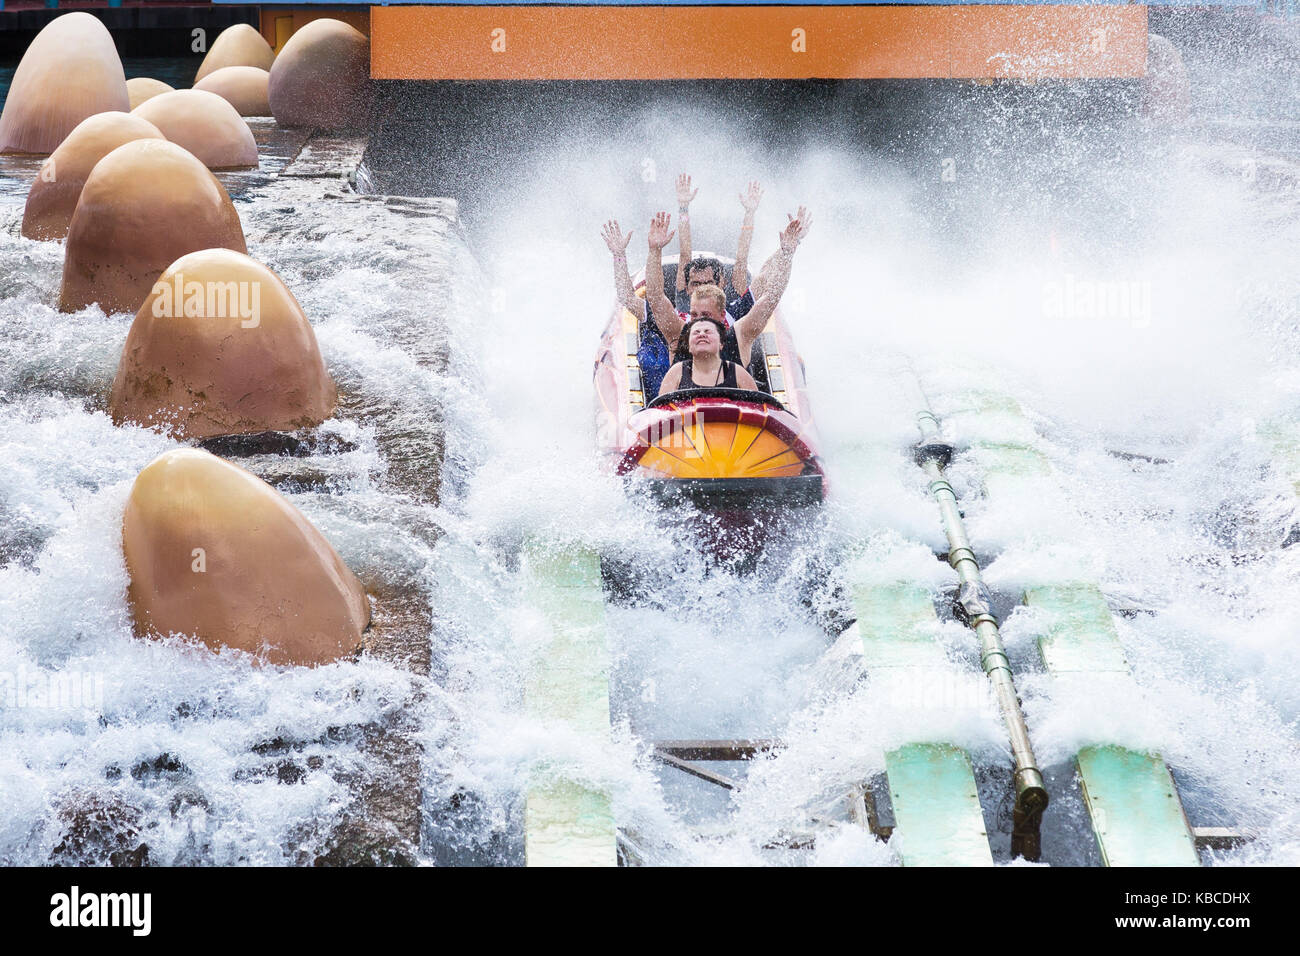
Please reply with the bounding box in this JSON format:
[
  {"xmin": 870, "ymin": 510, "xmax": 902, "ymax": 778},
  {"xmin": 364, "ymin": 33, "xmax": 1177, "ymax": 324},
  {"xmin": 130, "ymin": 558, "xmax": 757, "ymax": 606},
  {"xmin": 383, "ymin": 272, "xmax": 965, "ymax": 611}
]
[{"xmin": 906, "ymin": 378, "xmax": 1049, "ymax": 860}]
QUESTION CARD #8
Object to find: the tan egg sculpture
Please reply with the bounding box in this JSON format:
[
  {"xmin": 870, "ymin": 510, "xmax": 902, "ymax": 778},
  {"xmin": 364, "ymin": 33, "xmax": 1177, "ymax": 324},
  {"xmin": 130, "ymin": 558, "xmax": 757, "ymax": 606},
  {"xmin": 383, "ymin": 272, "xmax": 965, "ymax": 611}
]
[
  {"xmin": 194, "ymin": 66, "xmax": 272, "ymax": 118},
  {"xmin": 123, "ymin": 448, "xmax": 370, "ymax": 667},
  {"xmin": 195, "ymin": 23, "xmax": 275, "ymax": 83},
  {"xmin": 22, "ymin": 112, "xmax": 165, "ymax": 241},
  {"xmin": 60, "ymin": 139, "xmax": 246, "ymax": 314},
  {"xmin": 0, "ymin": 13, "xmax": 129, "ymax": 155},
  {"xmin": 131, "ymin": 89, "xmax": 258, "ymax": 169},
  {"xmin": 126, "ymin": 78, "xmax": 174, "ymax": 111},
  {"xmin": 109, "ymin": 248, "xmax": 337, "ymax": 440},
  {"xmin": 268, "ymin": 19, "xmax": 370, "ymax": 129}
]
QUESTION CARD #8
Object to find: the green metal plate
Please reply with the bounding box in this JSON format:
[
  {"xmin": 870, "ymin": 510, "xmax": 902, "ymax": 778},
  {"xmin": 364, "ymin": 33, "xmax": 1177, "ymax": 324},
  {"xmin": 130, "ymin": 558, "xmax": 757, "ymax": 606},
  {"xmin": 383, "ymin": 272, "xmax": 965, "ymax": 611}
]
[
  {"xmin": 852, "ymin": 582, "xmax": 993, "ymax": 865},
  {"xmin": 886, "ymin": 744, "xmax": 994, "ymax": 867},
  {"xmin": 1024, "ymin": 584, "xmax": 1131, "ymax": 674},
  {"xmin": 950, "ymin": 390, "xmax": 1027, "ymax": 418},
  {"xmin": 973, "ymin": 443, "xmax": 1052, "ymax": 501},
  {"xmin": 972, "ymin": 442, "xmax": 1052, "ymax": 478},
  {"xmin": 852, "ymin": 582, "xmax": 949, "ymax": 669},
  {"xmin": 1077, "ymin": 745, "xmax": 1199, "ymax": 867},
  {"xmin": 521, "ymin": 544, "xmax": 616, "ymax": 867},
  {"xmin": 525, "ymin": 781, "xmax": 618, "ymax": 868}
]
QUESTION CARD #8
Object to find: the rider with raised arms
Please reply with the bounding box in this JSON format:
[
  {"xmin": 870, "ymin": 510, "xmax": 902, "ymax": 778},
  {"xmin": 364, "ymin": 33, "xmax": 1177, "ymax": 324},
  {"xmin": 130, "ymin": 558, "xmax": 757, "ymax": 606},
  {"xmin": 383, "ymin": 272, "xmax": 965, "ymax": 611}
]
[
  {"xmin": 644, "ymin": 206, "xmax": 810, "ymax": 384},
  {"xmin": 672, "ymin": 175, "xmax": 764, "ymax": 319},
  {"xmin": 656, "ymin": 312, "xmax": 758, "ymax": 397}
]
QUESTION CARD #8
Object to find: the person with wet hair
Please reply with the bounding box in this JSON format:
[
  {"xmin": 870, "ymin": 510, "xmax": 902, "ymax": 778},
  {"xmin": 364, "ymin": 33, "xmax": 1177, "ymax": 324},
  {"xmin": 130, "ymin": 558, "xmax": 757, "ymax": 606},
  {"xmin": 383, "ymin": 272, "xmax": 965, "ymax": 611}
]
[
  {"xmin": 675, "ymin": 254, "xmax": 753, "ymax": 320},
  {"xmin": 673, "ymin": 175, "xmax": 764, "ymax": 319},
  {"xmin": 656, "ymin": 315, "xmax": 757, "ymax": 397},
  {"xmin": 674, "ymin": 284, "xmax": 730, "ymax": 362}
]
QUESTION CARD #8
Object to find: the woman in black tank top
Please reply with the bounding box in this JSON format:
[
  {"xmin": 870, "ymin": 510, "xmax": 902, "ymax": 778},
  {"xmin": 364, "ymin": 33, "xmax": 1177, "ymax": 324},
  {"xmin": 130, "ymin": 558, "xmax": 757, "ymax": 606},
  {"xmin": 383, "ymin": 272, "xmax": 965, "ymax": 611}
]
[
  {"xmin": 655, "ymin": 317, "xmax": 757, "ymax": 397},
  {"xmin": 679, "ymin": 354, "xmax": 738, "ymax": 390}
]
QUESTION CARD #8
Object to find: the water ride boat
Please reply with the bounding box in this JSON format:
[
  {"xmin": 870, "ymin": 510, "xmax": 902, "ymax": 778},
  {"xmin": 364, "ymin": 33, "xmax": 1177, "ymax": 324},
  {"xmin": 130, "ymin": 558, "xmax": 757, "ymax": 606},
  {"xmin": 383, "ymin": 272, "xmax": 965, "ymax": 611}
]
[{"xmin": 594, "ymin": 254, "xmax": 825, "ymax": 508}]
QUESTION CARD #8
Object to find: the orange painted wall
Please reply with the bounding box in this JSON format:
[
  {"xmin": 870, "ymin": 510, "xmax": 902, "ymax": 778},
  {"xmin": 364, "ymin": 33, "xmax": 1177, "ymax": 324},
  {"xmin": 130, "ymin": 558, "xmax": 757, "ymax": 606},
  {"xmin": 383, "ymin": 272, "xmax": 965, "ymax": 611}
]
[{"xmin": 369, "ymin": 5, "xmax": 1148, "ymax": 81}]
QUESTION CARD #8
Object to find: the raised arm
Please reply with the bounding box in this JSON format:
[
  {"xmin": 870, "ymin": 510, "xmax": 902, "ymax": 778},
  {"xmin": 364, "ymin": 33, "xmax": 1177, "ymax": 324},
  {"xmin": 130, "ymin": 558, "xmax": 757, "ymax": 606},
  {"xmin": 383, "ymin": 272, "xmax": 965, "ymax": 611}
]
[
  {"xmin": 732, "ymin": 180, "xmax": 762, "ymax": 295},
  {"xmin": 733, "ymin": 207, "xmax": 812, "ymax": 362},
  {"xmin": 645, "ymin": 212, "xmax": 686, "ymax": 348},
  {"xmin": 674, "ymin": 173, "xmax": 697, "ymax": 294},
  {"xmin": 751, "ymin": 247, "xmax": 777, "ymax": 299},
  {"xmin": 601, "ymin": 219, "xmax": 640, "ymax": 315}
]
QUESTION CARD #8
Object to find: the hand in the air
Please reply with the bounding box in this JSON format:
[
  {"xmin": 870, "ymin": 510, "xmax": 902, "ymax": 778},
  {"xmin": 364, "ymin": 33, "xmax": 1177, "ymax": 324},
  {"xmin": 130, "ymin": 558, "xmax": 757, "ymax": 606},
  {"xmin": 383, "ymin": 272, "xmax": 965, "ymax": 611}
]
[
  {"xmin": 601, "ymin": 219, "xmax": 632, "ymax": 255},
  {"xmin": 740, "ymin": 181, "xmax": 763, "ymax": 213},
  {"xmin": 780, "ymin": 206, "xmax": 813, "ymax": 252},
  {"xmin": 676, "ymin": 173, "xmax": 698, "ymax": 207},
  {"xmin": 648, "ymin": 212, "xmax": 676, "ymax": 250}
]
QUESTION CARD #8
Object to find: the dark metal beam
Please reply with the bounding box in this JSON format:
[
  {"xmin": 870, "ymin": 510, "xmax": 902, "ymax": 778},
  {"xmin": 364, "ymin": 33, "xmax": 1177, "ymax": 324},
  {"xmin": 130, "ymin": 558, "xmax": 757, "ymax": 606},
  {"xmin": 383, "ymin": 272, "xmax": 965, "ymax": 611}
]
[
  {"xmin": 1192, "ymin": 827, "xmax": 1251, "ymax": 851},
  {"xmin": 653, "ymin": 739, "xmax": 783, "ymax": 761},
  {"xmin": 652, "ymin": 752, "xmax": 741, "ymax": 791}
]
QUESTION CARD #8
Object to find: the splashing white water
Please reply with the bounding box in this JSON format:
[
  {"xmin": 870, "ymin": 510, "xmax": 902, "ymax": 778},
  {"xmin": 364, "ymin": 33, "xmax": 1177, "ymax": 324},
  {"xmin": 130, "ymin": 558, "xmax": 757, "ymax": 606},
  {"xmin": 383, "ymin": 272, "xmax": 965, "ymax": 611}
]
[{"xmin": 0, "ymin": 67, "xmax": 1297, "ymax": 865}]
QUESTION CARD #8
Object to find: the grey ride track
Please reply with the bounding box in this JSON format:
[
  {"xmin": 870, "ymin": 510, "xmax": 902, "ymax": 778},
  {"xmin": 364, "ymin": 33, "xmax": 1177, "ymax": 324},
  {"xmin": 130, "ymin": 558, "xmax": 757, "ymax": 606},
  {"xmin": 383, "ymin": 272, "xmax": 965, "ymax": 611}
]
[
  {"xmin": 235, "ymin": 123, "xmax": 455, "ymax": 863},
  {"xmin": 206, "ymin": 124, "xmax": 468, "ymax": 863}
]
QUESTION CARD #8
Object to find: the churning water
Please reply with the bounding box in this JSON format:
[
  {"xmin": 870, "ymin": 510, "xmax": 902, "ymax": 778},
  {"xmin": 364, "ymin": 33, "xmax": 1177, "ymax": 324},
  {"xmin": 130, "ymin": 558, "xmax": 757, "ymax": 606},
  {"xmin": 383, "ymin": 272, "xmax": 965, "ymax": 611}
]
[{"xmin": 1, "ymin": 28, "xmax": 1298, "ymax": 864}]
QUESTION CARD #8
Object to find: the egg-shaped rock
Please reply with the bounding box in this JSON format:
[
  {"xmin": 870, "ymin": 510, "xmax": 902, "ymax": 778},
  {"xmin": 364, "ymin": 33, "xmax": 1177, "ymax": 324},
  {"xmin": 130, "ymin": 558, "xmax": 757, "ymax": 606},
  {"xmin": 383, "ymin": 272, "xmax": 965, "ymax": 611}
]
[
  {"xmin": 60, "ymin": 139, "xmax": 246, "ymax": 314},
  {"xmin": 0, "ymin": 13, "xmax": 129, "ymax": 155},
  {"xmin": 131, "ymin": 89, "xmax": 258, "ymax": 169},
  {"xmin": 195, "ymin": 23, "xmax": 275, "ymax": 83},
  {"xmin": 110, "ymin": 248, "xmax": 337, "ymax": 439},
  {"xmin": 123, "ymin": 448, "xmax": 370, "ymax": 666},
  {"xmin": 126, "ymin": 77, "xmax": 174, "ymax": 111},
  {"xmin": 268, "ymin": 19, "xmax": 370, "ymax": 129},
  {"xmin": 22, "ymin": 112, "xmax": 165, "ymax": 241},
  {"xmin": 194, "ymin": 66, "xmax": 272, "ymax": 118}
]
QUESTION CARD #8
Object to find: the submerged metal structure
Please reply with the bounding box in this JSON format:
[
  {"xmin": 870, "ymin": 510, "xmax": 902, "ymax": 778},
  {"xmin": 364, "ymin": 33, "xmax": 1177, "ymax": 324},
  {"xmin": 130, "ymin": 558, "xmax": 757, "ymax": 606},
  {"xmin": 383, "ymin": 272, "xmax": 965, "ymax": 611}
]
[{"xmin": 907, "ymin": 375, "xmax": 1049, "ymax": 860}]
